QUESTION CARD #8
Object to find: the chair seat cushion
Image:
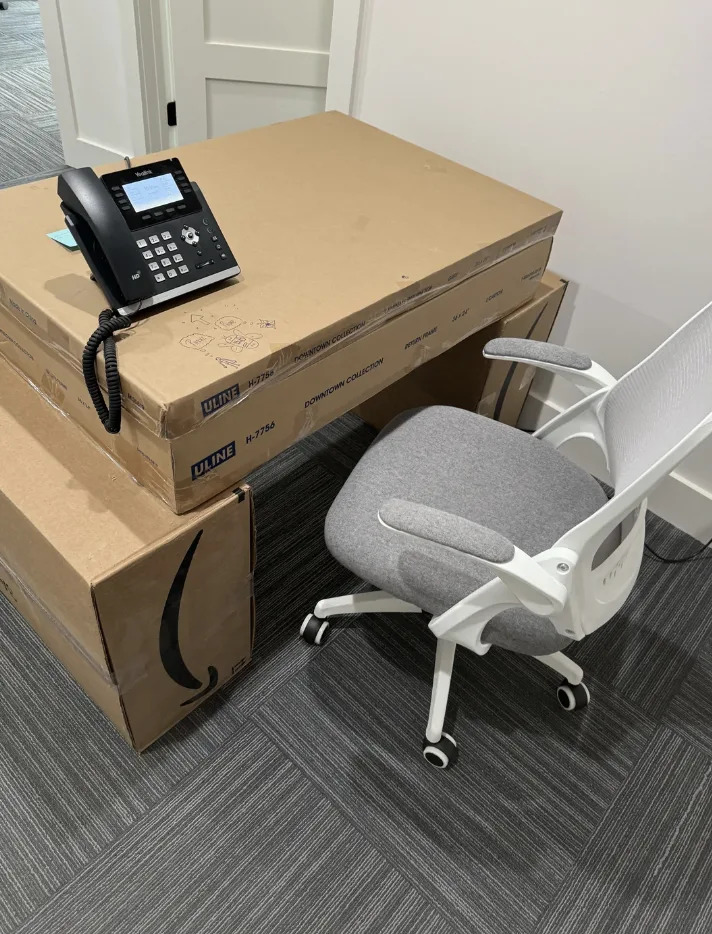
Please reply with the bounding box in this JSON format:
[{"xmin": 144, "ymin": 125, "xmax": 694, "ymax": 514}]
[{"xmin": 325, "ymin": 407, "xmax": 608, "ymax": 655}]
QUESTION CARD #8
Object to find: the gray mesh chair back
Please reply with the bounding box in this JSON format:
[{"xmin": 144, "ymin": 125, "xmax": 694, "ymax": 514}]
[{"xmin": 602, "ymin": 301, "xmax": 712, "ymax": 491}]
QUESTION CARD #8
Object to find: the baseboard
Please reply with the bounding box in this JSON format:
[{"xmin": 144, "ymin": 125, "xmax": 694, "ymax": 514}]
[{"xmin": 519, "ymin": 389, "xmax": 712, "ymax": 544}]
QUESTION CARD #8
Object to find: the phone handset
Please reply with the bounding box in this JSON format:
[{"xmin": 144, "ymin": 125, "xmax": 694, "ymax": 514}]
[{"xmin": 58, "ymin": 167, "xmax": 154, "ymax": 309}]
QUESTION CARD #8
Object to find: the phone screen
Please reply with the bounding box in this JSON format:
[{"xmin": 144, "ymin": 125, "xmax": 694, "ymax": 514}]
[{"xmin": 122, "ymin": 173, "xmax": 183, "ymax": 213}]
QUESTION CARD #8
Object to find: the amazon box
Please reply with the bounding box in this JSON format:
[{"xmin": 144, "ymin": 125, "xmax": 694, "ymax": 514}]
[
  {"xmin": 0, "ymin": 359, "xmax": 254, "ymax": 751},
  {"xmin": 0, "ymin": 112, "xmax": 560, "ymax": 512},
  {"xmin": 355, "ymin": 272, "xmax": 567, "ymax": 430}
]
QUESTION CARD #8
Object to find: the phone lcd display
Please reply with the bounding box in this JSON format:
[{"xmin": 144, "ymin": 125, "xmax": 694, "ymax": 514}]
[{"xmin": 122, "ymin": 173, "xmax": 183, "ymax": 212}]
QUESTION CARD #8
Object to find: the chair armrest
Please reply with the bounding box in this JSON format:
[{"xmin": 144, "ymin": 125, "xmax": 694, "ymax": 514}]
[
  {"xmin": 483, "ymin": 337, "xmax": 615, "ymax": 392},
  {"xmin": 378, "ymin": 499, "xmax": 567, "ymax": 615}
]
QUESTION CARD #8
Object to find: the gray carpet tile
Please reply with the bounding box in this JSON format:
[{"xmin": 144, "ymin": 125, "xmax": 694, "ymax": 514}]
[
  {"xmin": 568, "ymin": 512, "xmax": 712, "ymax": 718},
  {"xmin": 535, "ymin": 727, "xmax": 712, "ymax": 934},
  {"xmin": 664, "ymin": 633, "xmax": 712, "ymax": 760},
  {"xmin": 257, "ymin": 616, "xmax": 655, "ymax": 934},
  {"xmin": 296, "ymin": 411, "xmax": 378, "ymax": 478},
  {"xmin": 0, "ymin": 1, "xmax": 64, "ymax": 185},
  {"xmin": 0, "ymin": 596, "xmax": 242, "ymax": 934},
  {"xmin": 14, "ymin": 720, "xmax": 456, "ymax": 934},
  {"xmin": 216, "ymin": 442, "xmax": 363, "ymax": 721},
  {"xmin": 0, "ymin": 61, "xmax": 57, "ymax": 116},
  {"xmin": 0, "ymin": 39, "xmax": 40, "ymax": 70},
  {"xmin": 0, "ymin": 111, "xmax": 63, "ymax": 185}
]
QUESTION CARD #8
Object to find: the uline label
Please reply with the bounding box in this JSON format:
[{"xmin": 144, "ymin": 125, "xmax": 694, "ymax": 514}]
[
  {"xmin": 191, "ymin": 441, "xmax": 236, "ymax": 481},
  {"xmin": 201, "ymin": 382, "xmax": 240, "ymax": 417}
]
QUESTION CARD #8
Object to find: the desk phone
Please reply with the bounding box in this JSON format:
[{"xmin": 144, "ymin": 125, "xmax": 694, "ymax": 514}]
[
  {"xmin": 58, "ymin": 158, "xmax": 240, "ymax": 316},
  {"xmin": 57, "ymin": 159, "xmax": 241, "ymax": 434}
]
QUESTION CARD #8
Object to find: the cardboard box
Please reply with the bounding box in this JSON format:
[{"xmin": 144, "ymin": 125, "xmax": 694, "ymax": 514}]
[
  {"xmin": 355, "ymin": 272, "xmax": 567, "ymax": 430},
  {"xmin": 0, "ymin": 238, "xmax": 552, "ymax": 512},
  {"xmin": 0, "ymin": 359, "xmax": 255, "ymax": 751},
  {"xmin": 0, "ymin": 112, "xmax": 560, "ymax": 511}
]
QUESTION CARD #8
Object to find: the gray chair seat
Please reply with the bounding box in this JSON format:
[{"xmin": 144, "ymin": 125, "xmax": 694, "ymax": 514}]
[{"xmin": 325, "ymin": 406, "xmax": 609, "ymax": 655}]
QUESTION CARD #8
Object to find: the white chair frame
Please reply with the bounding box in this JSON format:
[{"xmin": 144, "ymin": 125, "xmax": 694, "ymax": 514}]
[{"xmin": 301, "ymin": 302, "xmax": 712, "ymax": 765}]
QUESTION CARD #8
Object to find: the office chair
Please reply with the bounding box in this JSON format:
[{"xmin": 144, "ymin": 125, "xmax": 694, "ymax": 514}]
[{"xmin": 299, "ymin": 300, "xmax": 712, "ymax": 768}]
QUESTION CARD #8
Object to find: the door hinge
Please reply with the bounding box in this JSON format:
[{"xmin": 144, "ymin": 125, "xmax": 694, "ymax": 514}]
[{"xmin": 167, "ymin": 101, "xmax": 177, "ymax": 127}]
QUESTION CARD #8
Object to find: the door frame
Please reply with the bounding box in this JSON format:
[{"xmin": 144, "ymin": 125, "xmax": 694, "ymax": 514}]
[
  {"xmin": 134, "ymin": 0, "xmax": 364, "ymax": 152},
  {"xmin": 326, "ymin": 0, "xmax": 364, "ymax": 113}
]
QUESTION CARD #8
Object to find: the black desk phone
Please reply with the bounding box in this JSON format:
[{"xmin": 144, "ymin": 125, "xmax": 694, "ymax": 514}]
[{"xmin": 57, "ymin": 158, "xmax": 240, "ymax": 433}]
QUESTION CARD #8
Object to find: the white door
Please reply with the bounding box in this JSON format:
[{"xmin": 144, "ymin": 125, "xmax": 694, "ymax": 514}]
[
  {"xmin": 38, "ymin": 0, "xmax": 149, "ymax": 166},
  {"xmin": 166, "ymin": 0, "xmax": 362, "ymax": 145}
]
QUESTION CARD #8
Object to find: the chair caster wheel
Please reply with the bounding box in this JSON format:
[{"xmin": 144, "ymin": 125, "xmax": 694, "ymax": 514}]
[
  {"xmin": 300, "ymin": 613, "xmax": 330, "ymax": 645},
  {"xmin": 557, "ymin": 679, "xmax": 590, "ymax": 711},
  {"xmin": 422, "ymin": 732, "xmax": 458, "ymax": 769}
]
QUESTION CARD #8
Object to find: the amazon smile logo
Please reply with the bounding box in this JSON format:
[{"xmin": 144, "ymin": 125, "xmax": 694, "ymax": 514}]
[{"xmin": 160, "ymin": 530, "xmax": 219, "ymax": 706}]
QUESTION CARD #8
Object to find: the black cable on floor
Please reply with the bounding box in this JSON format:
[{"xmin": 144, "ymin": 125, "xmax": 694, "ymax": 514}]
[{"xmin": 644, "ymin": 536, "xmax": 712, "ymax": 564}]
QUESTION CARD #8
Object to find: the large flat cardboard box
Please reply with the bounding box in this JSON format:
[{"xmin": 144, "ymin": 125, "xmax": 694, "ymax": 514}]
[
  {"xmin": 0, "ymin": 359, "xmax": 255, "ymax": 751},
  {"xmin": 0, "ymin": 112, "xmax": 561, "ymax": 511},
  {"xmin": 355, "ymin": 272, "xmax": 567, "ymax": 430}
]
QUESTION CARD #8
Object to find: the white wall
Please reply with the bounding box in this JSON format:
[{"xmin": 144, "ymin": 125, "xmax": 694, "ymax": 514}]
[{"xmin": 351, "ymin": 0, "xmax": 712, "ymax": 539}]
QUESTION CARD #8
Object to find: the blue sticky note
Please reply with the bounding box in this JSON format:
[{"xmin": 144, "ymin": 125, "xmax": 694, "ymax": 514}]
[{"xmin": 47, "ymin": 228, "xmax": 78, "ymax": 250}]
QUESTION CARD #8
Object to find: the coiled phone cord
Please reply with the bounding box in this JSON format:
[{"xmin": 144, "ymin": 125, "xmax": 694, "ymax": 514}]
[{"xmin": 82, "ymin": 310, "xmax": 132, "ymax": 434}]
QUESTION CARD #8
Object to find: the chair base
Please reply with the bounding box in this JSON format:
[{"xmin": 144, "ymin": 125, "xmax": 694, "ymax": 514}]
[
  {"xmin": 314, "ymin": 591, "xmax": 422, "ymax": 618},
  {"xmin": 298, "ymin": 591, "xmax": 590, "ymax": 769}
]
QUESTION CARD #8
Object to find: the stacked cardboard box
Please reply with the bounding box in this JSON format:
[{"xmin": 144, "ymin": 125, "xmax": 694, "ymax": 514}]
[
  {"xmin": 0, "ymin": 113, "xmax": 561, "ymax": 512},
  {"xmin": 0, "ymin": 113, "xmax": 565, "ymax": 748},
  {"xmin": 355, "ymin": 271, "xmax": 567, "ymax": 430},
  {"xmin": 0, "ymin": 359, "xmax": 254, "ymax": 751}
]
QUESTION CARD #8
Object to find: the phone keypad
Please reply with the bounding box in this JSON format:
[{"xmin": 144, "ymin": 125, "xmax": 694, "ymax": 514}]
[{"xmin": 140, "ymin": 225, "xmax": 229, "ymax": 289}]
